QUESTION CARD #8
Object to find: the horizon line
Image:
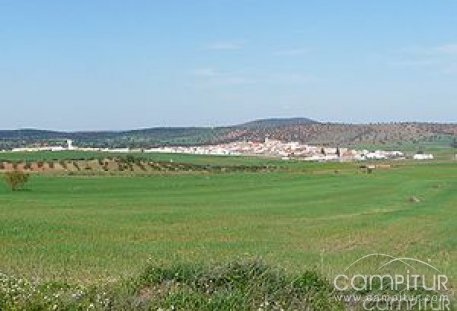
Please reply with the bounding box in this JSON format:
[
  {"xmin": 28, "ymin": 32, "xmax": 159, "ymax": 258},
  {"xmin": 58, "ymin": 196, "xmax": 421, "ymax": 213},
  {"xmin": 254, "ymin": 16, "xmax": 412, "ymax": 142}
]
[{"xmin": 1, "ymin": 118, "xmax": 457, "ymax": 133}]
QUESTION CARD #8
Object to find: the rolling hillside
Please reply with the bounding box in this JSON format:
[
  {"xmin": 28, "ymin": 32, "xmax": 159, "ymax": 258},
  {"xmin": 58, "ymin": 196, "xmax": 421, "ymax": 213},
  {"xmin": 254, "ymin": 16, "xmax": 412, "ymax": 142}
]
[{"xmin": 0, "ymin": 118, "xmax": 456, "ymax": 149}]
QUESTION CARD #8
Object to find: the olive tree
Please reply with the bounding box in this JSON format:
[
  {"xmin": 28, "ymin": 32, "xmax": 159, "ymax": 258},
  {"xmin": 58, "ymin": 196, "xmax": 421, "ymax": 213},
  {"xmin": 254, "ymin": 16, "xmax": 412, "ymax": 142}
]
[{"xmin": 4, "ymin": 170, "xmax": 30, "ymax": 191}]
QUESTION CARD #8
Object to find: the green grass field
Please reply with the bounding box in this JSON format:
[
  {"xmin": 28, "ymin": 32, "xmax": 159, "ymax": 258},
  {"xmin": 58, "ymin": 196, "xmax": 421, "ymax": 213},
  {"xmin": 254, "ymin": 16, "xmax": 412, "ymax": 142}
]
[{"xmin": 0, "ymin": 156, "xmax": 455, "ymax": 288}]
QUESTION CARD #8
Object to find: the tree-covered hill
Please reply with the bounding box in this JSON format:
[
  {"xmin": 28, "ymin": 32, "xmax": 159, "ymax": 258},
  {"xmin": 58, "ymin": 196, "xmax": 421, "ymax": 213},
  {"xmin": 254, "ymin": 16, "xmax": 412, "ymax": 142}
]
[{"xmin": 0, "ymin": 118, "xmax": 456, "ymax": 149}]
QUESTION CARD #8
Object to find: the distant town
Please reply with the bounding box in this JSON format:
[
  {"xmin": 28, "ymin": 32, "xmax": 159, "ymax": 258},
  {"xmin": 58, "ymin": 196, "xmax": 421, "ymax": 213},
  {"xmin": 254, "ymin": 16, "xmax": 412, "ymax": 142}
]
[{"xmin": 2, "ymin": 138, "xmax": 435, "ymax": 162}]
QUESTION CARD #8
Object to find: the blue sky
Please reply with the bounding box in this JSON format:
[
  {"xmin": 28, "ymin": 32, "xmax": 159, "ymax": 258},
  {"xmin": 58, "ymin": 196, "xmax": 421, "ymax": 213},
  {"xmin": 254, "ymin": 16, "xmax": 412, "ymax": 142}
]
[{"xmin": 1, "ymin": 0, "xmax": 456, "ymax": 130}]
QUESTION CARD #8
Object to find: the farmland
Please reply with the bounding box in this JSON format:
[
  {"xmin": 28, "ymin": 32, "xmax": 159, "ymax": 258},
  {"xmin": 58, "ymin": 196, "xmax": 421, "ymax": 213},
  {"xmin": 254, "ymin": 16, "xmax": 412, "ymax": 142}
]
[
  {"xmin": 0, "ymin": 151, "xmax": 456, "ymax": 309},
  {"xmin": 0, "ymin": 154, "xmax": 455, "ymax": 280}
]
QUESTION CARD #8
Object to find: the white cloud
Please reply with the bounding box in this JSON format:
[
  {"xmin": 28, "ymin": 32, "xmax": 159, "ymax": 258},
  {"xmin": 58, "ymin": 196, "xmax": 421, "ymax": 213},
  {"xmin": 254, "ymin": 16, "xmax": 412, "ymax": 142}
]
[
  {"xmin": 397, "ymin": 43, "xmax": 457, "ymax": 57},
  {"xmin": 218, "ymin": 76, "xmax": 255, "ymax": 85},
  {"xmin": 442, "ymin": 63, "xmax": 457, "ymax": 75},
  {"xmin": 390, "ymin": 59, "xmax": 439, "ymax": 67},
  {"xmin": 192, "ymin": 67, "xmax": 316, "ymax": 87},
  {"xmin": 434, "ymin": 44, "xmax": 457, "ymax": 55},
  {"xmin": 391, "ymin": 43, "xmax": 457, "ymax": 74},
  {"xmin": 266, "ymin": 73, "xmax": 316, "ymax": 84},
  {"xmin": 204, "ymin": 41, "xmax": 244, "ymax": 51},
  {"xmin": 192, "ymin": 68, "xmax": 217, "ymax": 77},
  {"xmin": 192, "ymin": 68, "xmax": 255, "ymax": 86},
  {"xmin": 274, "ymin": 48, "xmax": 309, "ymax": 56}
]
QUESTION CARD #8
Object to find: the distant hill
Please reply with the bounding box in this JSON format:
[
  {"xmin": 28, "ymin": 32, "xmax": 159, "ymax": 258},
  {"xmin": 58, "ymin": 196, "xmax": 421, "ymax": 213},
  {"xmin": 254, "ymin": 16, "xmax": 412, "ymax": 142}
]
[
  {"xmin": 0, "ymin": 118, "xmax": 456, "ymax": 150},
  {"xmin": 0, "ymin": 129, "xmax": 64, "ymax": 139},
  {"xmin": 238, "ymin": 117, "xmax": 318, "ymax": 129},
  {"xmin": 219, "ymin": 122, "xmax": 457, "ymax": 148}
]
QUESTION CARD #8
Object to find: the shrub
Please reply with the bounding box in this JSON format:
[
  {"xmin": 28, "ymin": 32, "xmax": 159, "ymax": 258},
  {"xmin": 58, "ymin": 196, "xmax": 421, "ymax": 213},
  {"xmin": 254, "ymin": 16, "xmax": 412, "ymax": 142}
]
[
  {"xmin": 4, "ymin": 170, "xmax": 30, "ymax": 191},
  {"xmin": 59, "ymin": 160, "xmax": 67, "ymax": 169},
  {"xmin": 23, "ymin": 162, "xmax": 32, "ymax": 170},
  {"xmin": 137, "ymin": 162, "xmax": 147, "ymax": 171},
  {"xmin": 136, "ymin": 259, "xmax": 343, "ymax": 310},
  {"xmin": 73, "ymin": 162, "xmax": 80, "ymax": 171},
  {"xmin": 121, "ymin": 155, "xmax": 136, "ymax": 164}
]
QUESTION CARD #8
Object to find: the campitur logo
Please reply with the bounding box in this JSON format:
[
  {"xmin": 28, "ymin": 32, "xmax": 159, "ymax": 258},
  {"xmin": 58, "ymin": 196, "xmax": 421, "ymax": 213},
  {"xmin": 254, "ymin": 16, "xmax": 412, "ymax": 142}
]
[{"xmin": 333, "ymin": 254, "xmax": 453, "ymax": 310}]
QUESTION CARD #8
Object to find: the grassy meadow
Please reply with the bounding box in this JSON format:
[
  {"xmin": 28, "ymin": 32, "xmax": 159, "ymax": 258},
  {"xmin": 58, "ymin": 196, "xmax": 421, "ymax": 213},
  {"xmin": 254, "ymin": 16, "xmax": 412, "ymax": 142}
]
[
  {"xmin": 0, "ymin": 151, "xmax": 456, "ymax": 309},
  {"xmin": 0, "ymin": 155, "xmax": 455, "ymax": 284}
]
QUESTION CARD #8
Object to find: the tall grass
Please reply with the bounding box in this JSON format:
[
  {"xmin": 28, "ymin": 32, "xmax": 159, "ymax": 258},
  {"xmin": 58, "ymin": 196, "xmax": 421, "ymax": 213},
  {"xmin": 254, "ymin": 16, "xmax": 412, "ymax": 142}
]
[{"xmin": 0, "ymin": 259, "xmax": 343, "ymax": 311}]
